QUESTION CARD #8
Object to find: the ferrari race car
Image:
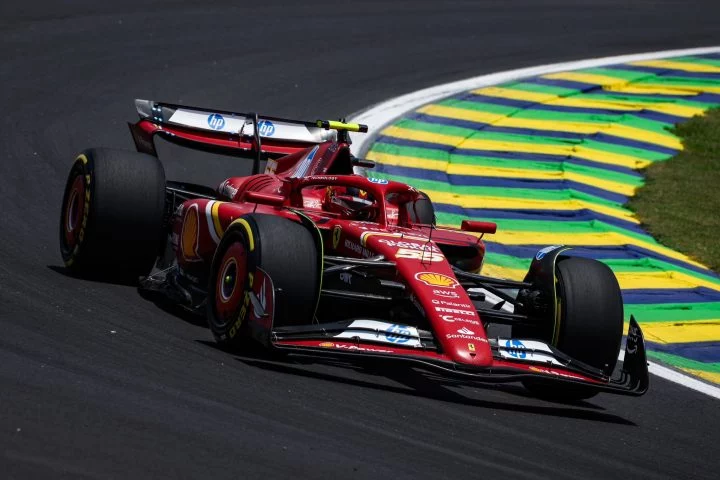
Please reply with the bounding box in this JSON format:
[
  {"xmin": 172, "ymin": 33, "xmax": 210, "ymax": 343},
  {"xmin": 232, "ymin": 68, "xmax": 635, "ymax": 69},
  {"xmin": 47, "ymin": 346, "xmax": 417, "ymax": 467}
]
[{"xmin": 59, "ymin": 99, "xmax": 649, "ymax": 401}]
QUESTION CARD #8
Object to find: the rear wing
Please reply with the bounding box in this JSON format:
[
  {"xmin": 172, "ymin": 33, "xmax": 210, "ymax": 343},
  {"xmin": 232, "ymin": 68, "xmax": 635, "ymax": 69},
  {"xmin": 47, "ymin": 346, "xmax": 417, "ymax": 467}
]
[{"xmin": 128, "ymin": 99, "xmax": 368, "ymax": 173}]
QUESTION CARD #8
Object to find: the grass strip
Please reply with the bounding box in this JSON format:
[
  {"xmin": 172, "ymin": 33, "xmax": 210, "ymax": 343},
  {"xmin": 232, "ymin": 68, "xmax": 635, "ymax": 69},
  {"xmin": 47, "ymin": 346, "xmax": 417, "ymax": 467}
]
[{"xmin": 628, "ymin": 108, "xmax": 720, "ymax": 271}]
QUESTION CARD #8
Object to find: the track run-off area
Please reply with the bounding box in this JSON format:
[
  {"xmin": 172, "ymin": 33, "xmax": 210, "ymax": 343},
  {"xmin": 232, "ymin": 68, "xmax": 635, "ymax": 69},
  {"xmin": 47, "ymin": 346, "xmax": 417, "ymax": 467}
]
[
  {"xmin": 2, "ymin": 1, "xmax": 720, "ymax": 478},
  {"xmin": 351, "ymin": 47, "xmax": 720, "ymax": 394}
]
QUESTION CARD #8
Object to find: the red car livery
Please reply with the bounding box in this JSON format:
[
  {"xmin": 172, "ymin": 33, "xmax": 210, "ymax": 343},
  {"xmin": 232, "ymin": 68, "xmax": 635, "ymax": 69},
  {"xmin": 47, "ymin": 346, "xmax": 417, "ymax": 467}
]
[{"xmin": 59, "ymin": 99, "xmax": 649, "ymax": 401}]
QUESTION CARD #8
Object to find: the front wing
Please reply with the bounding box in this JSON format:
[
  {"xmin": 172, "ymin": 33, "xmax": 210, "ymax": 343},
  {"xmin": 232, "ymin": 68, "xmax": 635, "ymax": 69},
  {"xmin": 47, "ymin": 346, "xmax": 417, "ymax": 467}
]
[{"xmin": 258, "ymin": 316, "xmax": 649, "ymax": 396}]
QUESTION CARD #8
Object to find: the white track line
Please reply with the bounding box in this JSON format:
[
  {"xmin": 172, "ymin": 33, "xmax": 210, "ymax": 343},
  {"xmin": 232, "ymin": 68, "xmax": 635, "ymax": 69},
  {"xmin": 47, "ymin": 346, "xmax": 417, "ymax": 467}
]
[
  {"xmin": 349, "ymin": 45, "xmax": 720, "ymax": 156},
  {"xmin": 349, "ymin": 45, "xmax": 720, "ymax": 400}
]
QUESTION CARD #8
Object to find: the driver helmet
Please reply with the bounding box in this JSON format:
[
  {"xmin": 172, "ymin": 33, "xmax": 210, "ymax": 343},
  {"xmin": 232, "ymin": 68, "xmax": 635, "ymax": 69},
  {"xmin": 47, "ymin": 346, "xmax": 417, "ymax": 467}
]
[{"xmin": 323, "ymin": 186, "xmax": 377, "ymax": 220}]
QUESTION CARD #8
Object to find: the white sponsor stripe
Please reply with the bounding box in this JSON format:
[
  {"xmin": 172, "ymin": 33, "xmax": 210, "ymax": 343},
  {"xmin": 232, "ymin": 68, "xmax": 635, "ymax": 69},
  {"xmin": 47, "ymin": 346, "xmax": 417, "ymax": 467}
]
[
  {"xmin": 167, "ymin": 108, "xmax": 334, "ymax": 143},
  {"xmin": 205, "ymin": 201, "xmax": 221, "ymax": 244},
  {"xmin": 169, "ymin": 109, "xmax": 248, "ymax": 134},
  {"xmin": 349, "ymin": 46, "xmax": 720, "ymax": 400},
  {"xmin": 469, "ymin": 288, "xmax": 515, "ymax": 313},
  {"xmin": 335, "ymin": 319, "xmax": 422, "ymax": 347}
]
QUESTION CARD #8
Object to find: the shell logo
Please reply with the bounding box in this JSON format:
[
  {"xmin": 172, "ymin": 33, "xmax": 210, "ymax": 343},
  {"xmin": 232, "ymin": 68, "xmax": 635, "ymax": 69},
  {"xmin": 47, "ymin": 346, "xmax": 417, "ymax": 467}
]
[{"xmin": 414, "ymin": 272, "xmax": 458, "ymax": 289}]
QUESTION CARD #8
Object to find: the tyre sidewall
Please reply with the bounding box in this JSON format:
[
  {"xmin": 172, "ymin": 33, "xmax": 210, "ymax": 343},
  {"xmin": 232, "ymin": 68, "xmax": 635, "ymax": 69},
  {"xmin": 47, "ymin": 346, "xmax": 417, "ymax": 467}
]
[
  {"xmin": 59, "ymin": 153, "xmax": 94, "ymax": 268},
  {"xmin": 555, "ymin": 257, "xmax": 624, "ymax": 376},
  {"xmin": 206, "ymin": 213, "xmax": 320, "ymax": 348},
  {"xmin": 58, "ymin": 148, "xmax": 166, "ymax": 279},
  {"xmin": 207, "ymin": 220, "xmax": 259, "ymax": 346}
]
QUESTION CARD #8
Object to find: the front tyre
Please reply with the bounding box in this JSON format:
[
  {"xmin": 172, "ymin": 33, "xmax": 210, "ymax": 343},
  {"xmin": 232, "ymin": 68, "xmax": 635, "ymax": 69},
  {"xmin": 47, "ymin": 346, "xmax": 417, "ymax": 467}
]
[
  {"xmin": 207, "ymin": 214, "xmax": 320, "ymax": 350},
  {"xmin": 59, "ymin": 148, "xmax": 166, "ymax": 281},
  {"xmin": 524, "ymin": 257, "xmax": 624, "ymax": 401}
]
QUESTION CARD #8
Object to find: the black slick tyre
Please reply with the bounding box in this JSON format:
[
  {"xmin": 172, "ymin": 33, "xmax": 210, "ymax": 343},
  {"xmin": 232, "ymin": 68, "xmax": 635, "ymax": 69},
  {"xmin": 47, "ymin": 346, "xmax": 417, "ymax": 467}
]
[
  {"xmin": 524, "ymin": 256, "xmax": 624, "ymax": 401},
  {"xmin": 59, "ymin": 148, "xmax": 166, "ymax": 281},
  {"xmin": 207, "ymin": 214, "xmax": 320, "ymax": 350}
]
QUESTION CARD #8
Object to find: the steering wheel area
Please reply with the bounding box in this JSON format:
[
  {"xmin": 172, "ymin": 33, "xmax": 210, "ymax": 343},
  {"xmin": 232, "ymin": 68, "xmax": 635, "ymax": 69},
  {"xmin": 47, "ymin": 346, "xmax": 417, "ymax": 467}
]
[{"xmin": 325, "ymin": 189, "xmax": 379, "ymax": 221}]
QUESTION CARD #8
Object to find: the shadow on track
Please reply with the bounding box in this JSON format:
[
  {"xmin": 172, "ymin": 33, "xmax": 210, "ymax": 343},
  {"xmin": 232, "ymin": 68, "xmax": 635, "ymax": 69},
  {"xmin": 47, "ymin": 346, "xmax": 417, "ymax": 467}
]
[
  {"xmin": 47, "ymin": 265, "xmax": 139, "ymax": 287},
  {"xmin": 48, "ymin": 263, "xmax": 636, "ymax": 426},
  {"xmin": 196, "ymin": 341, "xmax": 637, "ymax": 426},
  {"xmin": 49, "ymin": 264, "xmax": 209, "ymax": 327}
]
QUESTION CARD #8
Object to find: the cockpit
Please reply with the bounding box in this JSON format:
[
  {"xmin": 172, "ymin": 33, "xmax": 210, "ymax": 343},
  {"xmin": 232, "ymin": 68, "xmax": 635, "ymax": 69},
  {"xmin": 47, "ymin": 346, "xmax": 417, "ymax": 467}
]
[{"xmin": 299, "ymin": 182, "xmax": 435, "ymax": 227}]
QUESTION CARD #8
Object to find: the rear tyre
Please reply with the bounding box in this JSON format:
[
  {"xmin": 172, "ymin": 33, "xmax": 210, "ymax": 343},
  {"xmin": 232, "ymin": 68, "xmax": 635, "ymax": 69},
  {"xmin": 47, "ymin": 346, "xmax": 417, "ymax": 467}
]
[
  {"xmin": 207, "ymin": 214, "xmax": 320, "ymax": 350},
  {"xmin": 59, "ymin": 148, "xmax": 166, "ymax": 281},
  {"xmin": 523, "ymin": 257, "xmax": 624, "ymax": 401}
]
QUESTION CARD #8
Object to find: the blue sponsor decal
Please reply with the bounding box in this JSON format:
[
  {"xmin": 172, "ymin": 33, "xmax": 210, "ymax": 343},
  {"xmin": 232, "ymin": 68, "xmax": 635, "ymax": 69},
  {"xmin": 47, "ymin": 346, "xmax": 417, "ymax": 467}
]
[
  {"xmin": 535, "ymin": 245, "xmax": 562, "ymax": 261},
  {"xmin": 504, "ymin": 339, "xmax": 527, "ymax": 359},
  {"xmin": 207, "ymin": 113, "xmax": 225, "ymax": 130},
  {"xmin": 368, "ymin": 177, "xmax": 388, "ymax": 184},
  {"xmin": 385, "ymin": 324, "xmax": 411, "ymax": 344},
  {"xmin": 291, "ymin": 145, "xmax": 320, "ymax": 178},
  {"xmin": 258, "ymin": 120, "xmax": 275, "ymax": 137}
]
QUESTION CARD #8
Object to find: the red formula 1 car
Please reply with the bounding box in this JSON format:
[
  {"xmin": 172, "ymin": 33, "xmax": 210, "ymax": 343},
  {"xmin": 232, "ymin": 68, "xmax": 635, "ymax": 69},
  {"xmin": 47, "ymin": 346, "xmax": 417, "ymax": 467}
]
[{"xmin": 59, "ymin": 99, "xmax": 649, "ymax": 400}]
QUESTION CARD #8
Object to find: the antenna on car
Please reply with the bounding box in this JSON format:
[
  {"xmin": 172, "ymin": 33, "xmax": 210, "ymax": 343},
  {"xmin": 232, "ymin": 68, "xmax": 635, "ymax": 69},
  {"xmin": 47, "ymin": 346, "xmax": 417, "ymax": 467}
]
[
  {"xmin": 421, "ymin": 224, "xmax": 436, "ymax": 266},
  {"xmin": 252, "ymin": 112, "xmax": 262, "ymax": 175}
]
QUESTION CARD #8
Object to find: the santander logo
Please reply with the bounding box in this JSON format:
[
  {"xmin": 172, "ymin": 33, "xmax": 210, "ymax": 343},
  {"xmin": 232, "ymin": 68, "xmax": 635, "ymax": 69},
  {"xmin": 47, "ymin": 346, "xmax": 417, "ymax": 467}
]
[{"xmin": 457, "ymin": 327, "xmax": 474, "ymax": 335}]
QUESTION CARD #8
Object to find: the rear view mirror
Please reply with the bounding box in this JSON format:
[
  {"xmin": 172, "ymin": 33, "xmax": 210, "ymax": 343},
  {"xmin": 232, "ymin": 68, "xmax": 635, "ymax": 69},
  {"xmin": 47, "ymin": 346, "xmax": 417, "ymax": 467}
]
[{"xmin": 461, "ymin": 220, "xmax": 497, "ymax": 234}]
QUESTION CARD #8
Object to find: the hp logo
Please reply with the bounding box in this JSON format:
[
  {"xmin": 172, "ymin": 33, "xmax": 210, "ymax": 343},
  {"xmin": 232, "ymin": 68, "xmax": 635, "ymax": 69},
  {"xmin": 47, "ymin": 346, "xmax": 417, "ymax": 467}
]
[
  {"xmin": 385, "ymin": 324, "xmax": 411, "ymax": 344},
  {"xmin": 207, "ymin": 113, "xmax": 225, "ymax": 130},
  {"xmin": 257, "ymin": 120, "xmax": 275, "ymax": 137},
  {"xmin": 504, "ymin": 339, "xmax": 527, "ymax": 359}
]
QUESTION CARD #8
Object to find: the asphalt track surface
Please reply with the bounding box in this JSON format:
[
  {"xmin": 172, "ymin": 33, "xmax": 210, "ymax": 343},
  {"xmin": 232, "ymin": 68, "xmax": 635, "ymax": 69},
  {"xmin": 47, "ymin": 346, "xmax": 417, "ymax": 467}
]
[{"xmin": 1, "ymin": 1, "xmax": 720, "ymax": 478}]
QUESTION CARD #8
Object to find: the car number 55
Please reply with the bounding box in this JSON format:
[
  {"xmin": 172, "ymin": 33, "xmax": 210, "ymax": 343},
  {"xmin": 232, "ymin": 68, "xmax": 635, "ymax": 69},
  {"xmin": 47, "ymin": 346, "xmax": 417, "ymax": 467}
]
[{"xmin": 396, "ymin": 248, "xmax": 444, "ymax": 262}]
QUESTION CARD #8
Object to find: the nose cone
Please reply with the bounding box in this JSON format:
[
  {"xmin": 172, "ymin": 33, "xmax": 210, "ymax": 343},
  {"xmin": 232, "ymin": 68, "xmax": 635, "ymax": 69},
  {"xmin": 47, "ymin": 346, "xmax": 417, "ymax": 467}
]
[
  {"xmin": 366, "ymin": 236, "xmax": 493, "ymax": 366},
  {"xmin": 426, "ymin": 301, "xmax": 493, "ymax": 366}
]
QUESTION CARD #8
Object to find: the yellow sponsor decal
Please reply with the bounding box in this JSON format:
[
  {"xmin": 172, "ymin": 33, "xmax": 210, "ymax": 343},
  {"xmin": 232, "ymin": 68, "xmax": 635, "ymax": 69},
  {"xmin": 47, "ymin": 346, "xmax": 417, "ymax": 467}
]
[
  {"xmin": 332, "ymin": 225, "xmax": 342, "ymax": 249},
  {"xmin": 211, "ymin": 201, "xmax": 225, "ymax": 240},
  {"xmin": 181, "ymin": 204, "xmax": 200, "ymax": 260},
  {"xmin": 415, "ymin": 272, "xmax": 459, "ymax": 288}
]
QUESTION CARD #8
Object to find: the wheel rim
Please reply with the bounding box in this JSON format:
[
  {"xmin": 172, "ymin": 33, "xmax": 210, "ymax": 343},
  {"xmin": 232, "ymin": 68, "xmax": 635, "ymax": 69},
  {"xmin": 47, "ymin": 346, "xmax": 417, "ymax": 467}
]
[
  {"xmin": 220, "ymin": 259, "xmax": 238, "ymax": 302},
  {"xmin": 214, "ymin": 242, "xmax": 248, "ymax": 324},
  {"xmin": 63, "ymin": 174, "xmax": 86, "ymax": 248}
]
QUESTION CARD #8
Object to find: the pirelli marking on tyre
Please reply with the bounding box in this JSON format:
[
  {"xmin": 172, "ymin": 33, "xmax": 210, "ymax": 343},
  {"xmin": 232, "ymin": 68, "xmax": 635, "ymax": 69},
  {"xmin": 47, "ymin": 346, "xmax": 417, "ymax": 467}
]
[
  {"xmin": 229, "ymin": 272, "xmax": 254, "ymax": 339},
  {"xmin": 63, "ymin": 154, "xmax": 92, "ymax": 267}
]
